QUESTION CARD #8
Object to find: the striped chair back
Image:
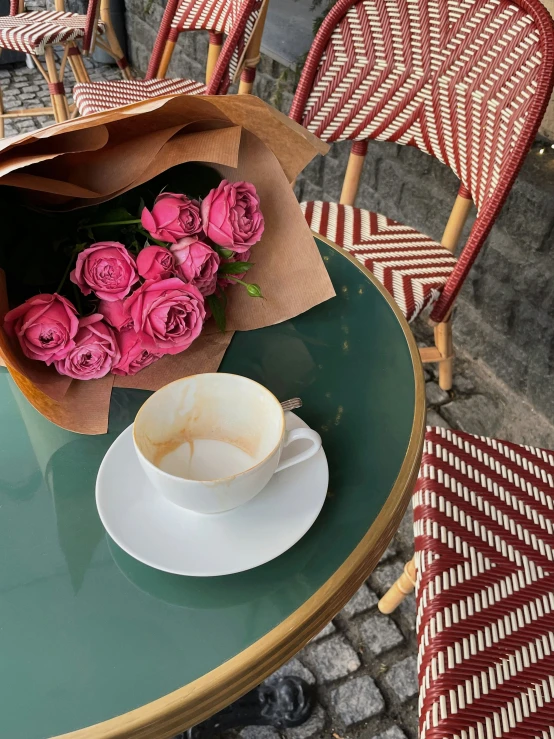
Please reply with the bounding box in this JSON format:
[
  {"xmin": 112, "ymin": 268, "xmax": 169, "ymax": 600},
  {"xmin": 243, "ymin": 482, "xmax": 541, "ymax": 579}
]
[
  {"xmin": 147, "ymin": 0, "xmax": 263, "ymax": 93},
  {"xmin": 290, "ymin": 0, "xmax": 554, "ymax": 319}
]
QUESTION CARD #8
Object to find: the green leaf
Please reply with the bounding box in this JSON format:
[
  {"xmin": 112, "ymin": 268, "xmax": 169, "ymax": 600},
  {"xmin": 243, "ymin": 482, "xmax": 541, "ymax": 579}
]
[
  {"xmin": 218, "ymin": 261, "xmax": 254, "ymax": 275},
  {"xmin": 96, "ymin": 206, "xmax": 134, "ymax": 224},
  {"xmin": 246, "ymin": 283, "xmax": 263, "ymax": 298},
  {"xmin": 137, "ymin": 197, "xmax": 146, "ymax": 218},
  {"xmin": 206, "ymin": 294, "xmax": 226, "ymax": 333},
  {"xmin": 215, "ymin": 247, "xmax": 234, "ymax": 259}
]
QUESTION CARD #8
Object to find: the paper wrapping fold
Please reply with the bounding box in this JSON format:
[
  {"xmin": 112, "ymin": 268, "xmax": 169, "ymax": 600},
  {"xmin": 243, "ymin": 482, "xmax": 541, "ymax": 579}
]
[{"xmin": 0, "ymin": 95, "xmax": 332, "ymax": 434}]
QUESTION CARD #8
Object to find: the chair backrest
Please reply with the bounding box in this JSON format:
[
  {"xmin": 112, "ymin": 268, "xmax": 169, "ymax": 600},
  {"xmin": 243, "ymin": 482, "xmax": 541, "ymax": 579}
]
[
  {"xmin": 146, "ymin": 0, "xmax": 263, "ymax": 93},
  {"xmin": 290, "ymin": 0, "xmax": 554, "ymax": 321}
]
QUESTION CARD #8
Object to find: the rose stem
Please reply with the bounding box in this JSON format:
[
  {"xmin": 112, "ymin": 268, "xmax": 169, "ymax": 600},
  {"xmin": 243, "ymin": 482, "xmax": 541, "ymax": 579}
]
[
  {"xmin": 226, "ymin": 276, "xmax": 249, "ymax": 288},
  {"xmin": 56, "ymin": 253, "xmax": 76, "ymax": 293},
  {"xmin": 72, "ymin": 283, "xmax": 83, "ymax": 315},
  {"xmin": 88, "ymin": 218, "xmax": 142, "ymax": 228}
]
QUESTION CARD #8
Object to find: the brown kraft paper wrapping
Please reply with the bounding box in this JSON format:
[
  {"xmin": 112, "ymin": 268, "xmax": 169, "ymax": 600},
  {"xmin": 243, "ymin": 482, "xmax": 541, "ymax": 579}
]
[{"xmin": 0, "ymin": 95, "xmax": 333, "ymax": 434}]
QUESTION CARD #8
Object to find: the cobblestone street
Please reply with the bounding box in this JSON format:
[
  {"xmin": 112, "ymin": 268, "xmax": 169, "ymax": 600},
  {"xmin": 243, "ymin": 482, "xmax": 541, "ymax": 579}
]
[
  {"xmin": 0, "ymin": 54, "xmax": 120, "ymax": 139},
  {"xmin": 1, "ymin": 49, "xmax": 554, "ymax": 739}
]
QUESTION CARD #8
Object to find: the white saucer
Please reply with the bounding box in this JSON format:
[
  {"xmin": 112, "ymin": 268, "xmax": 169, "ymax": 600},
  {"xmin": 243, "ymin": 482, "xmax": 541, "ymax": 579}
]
[{"xmin": 96, "ymin": 412, "xmax": 328, "ymax": 576}]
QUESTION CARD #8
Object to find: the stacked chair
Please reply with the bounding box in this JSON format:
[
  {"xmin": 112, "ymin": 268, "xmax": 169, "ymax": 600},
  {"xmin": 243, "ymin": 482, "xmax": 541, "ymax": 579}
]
[
  {"xmin": 289, "ymin": 0, "xmax": 554, "ymax": 390},
  {"xmin": 0, "ymin": 0, "xmax": 130, "ymax": 131},
  {"xmin": 73, "ymin": 0, "xmax": 268, "ymax": 115}
]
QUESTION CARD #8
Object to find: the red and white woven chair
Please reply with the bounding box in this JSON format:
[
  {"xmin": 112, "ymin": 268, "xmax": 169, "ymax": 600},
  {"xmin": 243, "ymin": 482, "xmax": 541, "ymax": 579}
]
[
  {"xmin": 0, "ymin": 0, "xmax": 99, "ymax": 130},
  {"xmin": 379, "ymin": 426, "xmax": 554, "ymax": 738},
  {"xmin": 289, "ymin": 0, "xmax": 554, "ymax": 391},
  {"xmin": 0, "ymin": 0, "xmax": 131, "ymax": 133},
  {"xmin": 73, "ymin": 0, "xmax": 268, "ymax": 116}
]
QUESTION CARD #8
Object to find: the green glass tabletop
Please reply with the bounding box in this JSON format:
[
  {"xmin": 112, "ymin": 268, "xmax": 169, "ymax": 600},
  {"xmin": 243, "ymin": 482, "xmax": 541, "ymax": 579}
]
[{"xmin": 0, "ymin": 238, "xmax": 423, "ymax": 739}]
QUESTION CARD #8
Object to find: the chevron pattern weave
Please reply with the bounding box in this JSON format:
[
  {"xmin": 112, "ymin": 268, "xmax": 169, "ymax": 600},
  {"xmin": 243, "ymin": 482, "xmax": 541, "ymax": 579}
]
[
  {"xmin": 290, "ymin": 0, "xmax": 554, "ymax": 321},
  {"xmin": 302, "ymin": 201, "xmax": 457, "ymax": 321},
  {"xmin": 171, "ymin": 0, "xmax": 262, "ymax": 84},
  {"xmin": 172, "ymin": 0, "xmax": 252, "ymax": 34},
  {"xmin": 74, "ymin": 0, "xmax": 262, "ymax": 116},
  {"xmin": 295, "ymin": 0, "xmax": 543, "ymax": 212},
  {"xmin": 0, "ymin": 10, "xmax": 104, "ymax": 56},
  {"xmin": 414, "ymin": 427, "xmax": 554, "ymax": 739},
  {"xmin": 74, "ymin": 78, "xmax": 206, "ymax": 117}
]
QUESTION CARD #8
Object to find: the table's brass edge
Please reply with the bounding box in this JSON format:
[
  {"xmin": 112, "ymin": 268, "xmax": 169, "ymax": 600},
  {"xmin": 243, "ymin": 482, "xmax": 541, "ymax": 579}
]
[{"xmin": 53, "ymin": 234, "xmax": 426, "ymax": 739}]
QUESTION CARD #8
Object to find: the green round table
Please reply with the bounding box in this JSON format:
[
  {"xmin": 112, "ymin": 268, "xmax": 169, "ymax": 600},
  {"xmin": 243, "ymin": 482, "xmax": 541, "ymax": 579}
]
[{"xmin": 0, "ymin": 236, "xmax": 425, "ymax": 739}]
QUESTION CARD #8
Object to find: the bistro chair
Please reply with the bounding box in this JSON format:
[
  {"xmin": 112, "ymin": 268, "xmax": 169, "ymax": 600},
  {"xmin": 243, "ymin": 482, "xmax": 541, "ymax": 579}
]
[
  {"xmin": 73, "ymin": 0, "xmax": 268, "ymax": 116},
  {"xmin": 0, "ymin": 0, "xmax": 99, "ymax": 129},
  {"xmin": 378, "ymin": 426, "xmax": 554, "ymax": 738},
  {"xmin": 0, "ymin": 0, "xmax": 131, "ymax": 132},
  {"xmin": 289, "ymin": 0, "xmax": 554, "ymax": 390}
]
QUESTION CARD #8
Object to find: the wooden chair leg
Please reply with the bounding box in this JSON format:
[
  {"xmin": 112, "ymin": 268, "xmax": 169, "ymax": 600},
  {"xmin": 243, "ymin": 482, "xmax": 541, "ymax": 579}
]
[
  {"xmin": 67, "ymin": 43, "xmax": 90, "ymax": 84},
  {"xmin": 100, "ymin": 0, "xmax": 132, "ymax": 79},
  {"xmin": 378, "ymin": 557, "xmax": 416, "ymax": 614},
  {"xmin": 119, "ymin": 61, "xmax": 133, "ymax": 80},
  {"xmin": 0, "ymin": 87, "xmax": 4, "ymax": 139},
  {"xmin": 156, "ymin": 38, "xmax": 177, "ymax": 79},
  {"xmin": 339, "ymin": 141, "xmax": 368, "ymax": 206},
  {"xmin": 44, "ymin": 47, "xmax": 68, "ymax": 123},
  {"xmin": 237, "ymin": 0, "xmax": 268, "ymax": 94},
  {"xmin": 206, "ymin": 32, "xmax": 222, "ymax": 85},
  {"xmin": 238, "ymin": 64, "xmax": 257, "ymax": 95},
  {"xmin": 441, "ymin": 191, "xmax": 473, "ymax": 255},
  {"xmin": 420, "ymin": 188, "xmax": 472, "ymax": 383},
  {"xmin": 76, "ymin": 52, "xmax": 91, "ymax": 83},
  {"xmin": 435, "ymin": 319, "xmax": 454, "ymax": 391}
]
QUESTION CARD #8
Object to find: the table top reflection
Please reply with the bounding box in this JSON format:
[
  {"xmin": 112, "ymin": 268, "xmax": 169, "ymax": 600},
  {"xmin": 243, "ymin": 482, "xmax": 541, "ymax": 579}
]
[{"xmin": 0, "ymin": 236, "xmax": 424, "ymax": 739}]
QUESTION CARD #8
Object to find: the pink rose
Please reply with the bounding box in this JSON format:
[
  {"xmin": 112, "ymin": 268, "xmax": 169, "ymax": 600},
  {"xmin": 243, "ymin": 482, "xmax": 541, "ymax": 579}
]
[
  {"xmin": 141, "ymin": 193, "xmax": 202, "ymax": 244},
  {"xmin": 137, "ymin": 245, "xmax": 174, "ymax": 280},
  {"xmin": 171, "ymin": 237, "xmax": 220, "ymax": 296},
  {"xmin": 126, "ymin": 277, "xmax": 206, "ymax": 355},
  {"xmin": 112, "ymin": 328, "xmax": 162, "ymax": 376},
  {"xmin": 217, "ymin": 249, "xmax": 252, "ymax": 290},
  {"xmin": 54, "ymin": 314, "xmax": 120, "ymax": 380},
  {"xmin": 201, "ymin": 180, "xmax": 264, "ymax": 253},
  {"xmin": 70, "ymin": 242, "xmax": 139, "ymax": 302},
  {"xmin": 98, "ymin": 299, "xmax": 132, "ymax": 331},
  {"xmin": 3, "ymin": 293, "xmax": 78, "ymax": 365}
]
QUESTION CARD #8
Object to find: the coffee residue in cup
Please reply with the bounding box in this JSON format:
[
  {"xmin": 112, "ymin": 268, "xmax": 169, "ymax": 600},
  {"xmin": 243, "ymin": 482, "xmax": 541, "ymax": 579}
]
[{"xmin": 156, "ymin": 438, "xmax": 257, "ymax": 481}]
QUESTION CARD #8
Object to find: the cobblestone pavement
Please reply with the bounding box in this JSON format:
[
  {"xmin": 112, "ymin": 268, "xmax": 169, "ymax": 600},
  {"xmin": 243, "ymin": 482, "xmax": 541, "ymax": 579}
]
[{"xmin": 2, "ymin": 53, "xmax": 554, "ymax": 739}]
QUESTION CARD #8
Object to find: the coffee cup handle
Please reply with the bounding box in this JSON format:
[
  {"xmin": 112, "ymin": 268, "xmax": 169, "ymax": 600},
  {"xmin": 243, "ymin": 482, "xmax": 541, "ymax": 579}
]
[{"xmin": 275, "ymin": 428, "xmax": 322, "ymax": 473}]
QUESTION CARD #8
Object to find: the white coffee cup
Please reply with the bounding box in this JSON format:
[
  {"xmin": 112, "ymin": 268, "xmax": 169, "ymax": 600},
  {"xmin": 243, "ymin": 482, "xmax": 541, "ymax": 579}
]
[{"xmin": 133, "ymin": 373, "xmax": 322, "ymax": 514}]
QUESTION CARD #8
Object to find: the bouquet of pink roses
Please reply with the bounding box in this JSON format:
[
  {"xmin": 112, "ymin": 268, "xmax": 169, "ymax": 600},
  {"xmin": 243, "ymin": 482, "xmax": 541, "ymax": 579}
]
[
  {"xmin": 3, "ymin": 176, "xmax": 264, "ymax": 381},
  {"xmin": 0, "ymin": 94, "xmax": 333, "ymax": 434}
]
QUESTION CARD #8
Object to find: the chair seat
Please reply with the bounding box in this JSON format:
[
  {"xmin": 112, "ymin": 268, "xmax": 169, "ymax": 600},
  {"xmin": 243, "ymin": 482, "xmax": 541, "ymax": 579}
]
[
  {"xmin": 414, "ymin": 427, "xmax": 554, "ymax": 739},
  {"xmin": 73, "ymin": 78, "xmax": 207, "ymax": 116},
  {"xmin": 302, "ymin": 201, "xmax": 457, "ymax": 322},
  {"xmin": 0, "ymin": 10, "xmax": 104, "ymax": 56}
]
